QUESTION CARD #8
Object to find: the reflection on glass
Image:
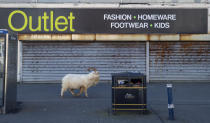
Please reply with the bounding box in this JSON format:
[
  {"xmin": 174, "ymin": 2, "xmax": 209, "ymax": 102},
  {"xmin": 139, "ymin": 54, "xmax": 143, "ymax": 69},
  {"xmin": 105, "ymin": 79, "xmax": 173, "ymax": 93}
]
[{"xmin": 0, "ymin": 37, "xmax": 4, "ymax": 107}]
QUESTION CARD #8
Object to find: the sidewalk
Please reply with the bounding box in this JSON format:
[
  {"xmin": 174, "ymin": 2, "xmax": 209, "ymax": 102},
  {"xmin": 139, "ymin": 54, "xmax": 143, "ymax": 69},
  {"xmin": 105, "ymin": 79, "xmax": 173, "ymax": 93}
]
[{"xmin": 0, "ymin": 83, "xmax": 210, "ymax": 123}]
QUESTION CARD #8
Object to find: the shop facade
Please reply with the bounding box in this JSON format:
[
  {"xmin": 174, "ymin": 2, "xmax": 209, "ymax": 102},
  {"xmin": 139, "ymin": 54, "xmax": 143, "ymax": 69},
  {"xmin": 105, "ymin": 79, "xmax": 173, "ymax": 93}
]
[
  {"xmin": 0, "ymin": 6, "xmax": 209, "ymax": 83},
  {"xmin": 17, "ymin": 34, "xmax": 210, "ymax": 83}
]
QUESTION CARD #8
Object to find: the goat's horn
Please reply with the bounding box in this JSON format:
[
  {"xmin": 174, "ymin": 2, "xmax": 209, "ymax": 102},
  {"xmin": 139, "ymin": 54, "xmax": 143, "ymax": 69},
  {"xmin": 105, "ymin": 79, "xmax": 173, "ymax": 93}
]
[
  {"xmin": 88, "ymin": 67, "xmax": 96, "ymax": 72},
  {"xmin": 93, "ymin": 68, "xmax": 96, "ymax": 72}
]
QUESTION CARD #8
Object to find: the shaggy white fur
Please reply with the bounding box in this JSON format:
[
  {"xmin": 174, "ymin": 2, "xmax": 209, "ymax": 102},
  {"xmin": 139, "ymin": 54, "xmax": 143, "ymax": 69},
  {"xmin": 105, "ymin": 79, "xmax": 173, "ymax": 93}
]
[{"xmin": 61, "ymin": 68, "xmax": 99, "ymax": 97}]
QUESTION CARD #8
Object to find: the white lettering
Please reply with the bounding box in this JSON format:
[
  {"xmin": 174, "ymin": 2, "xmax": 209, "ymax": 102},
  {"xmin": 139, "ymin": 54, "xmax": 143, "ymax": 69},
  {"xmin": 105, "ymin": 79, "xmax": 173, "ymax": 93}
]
[
  {"xmin": 104, "ymin": 14, "xmax": 132, "ymax": 21},
  {"xmin": 138, "ymin": 14, "xmax": 176, "ymax": 21},
  {"xmin": 110, "ymin": 22, "xmax": 149, "ymax": 29}
]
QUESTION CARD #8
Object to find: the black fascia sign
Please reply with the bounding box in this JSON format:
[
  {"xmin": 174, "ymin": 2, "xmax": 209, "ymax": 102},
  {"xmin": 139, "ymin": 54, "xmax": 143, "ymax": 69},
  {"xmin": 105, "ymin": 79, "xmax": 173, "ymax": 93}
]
[{"xmin": 0, "ymin": 8, "xmax": 208, "ymax": 34}]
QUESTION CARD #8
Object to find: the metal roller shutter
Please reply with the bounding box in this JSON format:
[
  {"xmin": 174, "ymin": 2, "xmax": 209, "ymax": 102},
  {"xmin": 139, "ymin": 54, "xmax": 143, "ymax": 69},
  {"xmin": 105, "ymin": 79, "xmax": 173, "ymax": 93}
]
[
  {"xmin": 150, "ymin": 42, "xmax": 210, "ymax": 82},
  {"xmin": 21, "ymin": 41, "xmax": 146, "ymax": 83}
]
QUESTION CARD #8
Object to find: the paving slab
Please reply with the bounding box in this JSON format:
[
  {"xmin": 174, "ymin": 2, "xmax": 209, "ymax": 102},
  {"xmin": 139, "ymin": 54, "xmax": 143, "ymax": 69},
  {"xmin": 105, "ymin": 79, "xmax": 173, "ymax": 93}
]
[{"xmin": 0, "ymin": 83, "xmax": 210, "ymax": 123}]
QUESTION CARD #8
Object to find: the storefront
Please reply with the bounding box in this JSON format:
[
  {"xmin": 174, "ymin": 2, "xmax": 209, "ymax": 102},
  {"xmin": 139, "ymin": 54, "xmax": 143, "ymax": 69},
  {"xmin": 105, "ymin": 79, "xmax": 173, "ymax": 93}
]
[
  {"xmin": 150, "ymin": 41, "xmax": 210, "ymax": 82},
  {"xmin": 0, "ymin": 8, "xmax": 209, "ymax": 83}
]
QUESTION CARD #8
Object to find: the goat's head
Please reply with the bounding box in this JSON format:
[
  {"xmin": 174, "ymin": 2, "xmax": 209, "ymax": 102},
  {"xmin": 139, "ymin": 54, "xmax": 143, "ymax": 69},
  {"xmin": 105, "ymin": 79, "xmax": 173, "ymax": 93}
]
[
  {"xmin": 88, "ymin": 67, "xmax": 99, "ymax": 75},
  {"xmin": 88, "ymin": 67, "xmax": 99, "ymax": 85}
]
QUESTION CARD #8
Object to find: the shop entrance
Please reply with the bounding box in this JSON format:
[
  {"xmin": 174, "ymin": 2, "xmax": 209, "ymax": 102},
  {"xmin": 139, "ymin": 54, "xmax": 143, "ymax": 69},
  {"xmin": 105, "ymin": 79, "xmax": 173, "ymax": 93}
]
[
  {"xmin": 0, "ymin": 31, "xmax": 5, "ymax": 110},
  {"xmin": 0, "ymin": 30, "xmax": 18, "ymax": 114}
]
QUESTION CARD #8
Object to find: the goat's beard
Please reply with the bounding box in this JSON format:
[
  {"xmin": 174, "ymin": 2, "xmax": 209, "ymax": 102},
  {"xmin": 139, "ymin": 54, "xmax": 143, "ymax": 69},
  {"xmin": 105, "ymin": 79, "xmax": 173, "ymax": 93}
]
[{"xmin": 93, "ymin": 81, "xmax": 98, "ymax": 86}]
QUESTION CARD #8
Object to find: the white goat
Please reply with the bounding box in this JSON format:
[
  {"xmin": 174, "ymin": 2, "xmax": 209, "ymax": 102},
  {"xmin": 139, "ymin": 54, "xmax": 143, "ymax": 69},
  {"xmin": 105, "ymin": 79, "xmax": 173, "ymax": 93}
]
[{"xmin": 61, "ymin": 68, "xmax": 99, "ymax": 97}]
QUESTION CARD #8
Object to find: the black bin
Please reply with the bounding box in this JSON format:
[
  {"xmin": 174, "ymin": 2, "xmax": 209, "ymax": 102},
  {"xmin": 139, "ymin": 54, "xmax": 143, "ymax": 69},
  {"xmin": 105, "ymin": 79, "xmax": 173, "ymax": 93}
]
[{"xmin": 112, "ymin": 72, "xmax": 147, "ymax": 114}]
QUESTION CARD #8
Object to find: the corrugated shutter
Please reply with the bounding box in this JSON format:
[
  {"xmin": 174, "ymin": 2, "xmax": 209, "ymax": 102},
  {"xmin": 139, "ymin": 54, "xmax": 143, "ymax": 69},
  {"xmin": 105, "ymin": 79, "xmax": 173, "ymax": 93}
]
[
  {"xmin": 150, "ymin": 42, "xmax": 210, "ymax": 82},
  {"xmin": 22, "ymin": 41, "xmax": 146, "ymax": 83}
]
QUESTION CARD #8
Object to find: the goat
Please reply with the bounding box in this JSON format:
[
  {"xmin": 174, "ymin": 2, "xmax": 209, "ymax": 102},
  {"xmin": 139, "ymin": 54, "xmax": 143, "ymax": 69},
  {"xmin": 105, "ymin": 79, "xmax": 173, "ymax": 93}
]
[{"xmin": 61, "ymin": 67, "xmax": 99, "ymax": 97}]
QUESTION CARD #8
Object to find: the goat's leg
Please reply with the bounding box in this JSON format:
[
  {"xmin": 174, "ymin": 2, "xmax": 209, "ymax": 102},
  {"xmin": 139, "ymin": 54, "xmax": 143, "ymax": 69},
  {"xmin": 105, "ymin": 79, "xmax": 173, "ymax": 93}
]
[
  {"xmin": 75, "ymin": 86, "xmax": 84, "ymax": 96},
  {"xmin": 69, "ymin": 89, "xmax": 76, "ymax": 96},
  {"xmin": 61, "ymin": 88, "xmax": 67, "ymax": 97},
  {"xmin": 84, "ymin": 87, "xmax": 88, "ymax": 97}
]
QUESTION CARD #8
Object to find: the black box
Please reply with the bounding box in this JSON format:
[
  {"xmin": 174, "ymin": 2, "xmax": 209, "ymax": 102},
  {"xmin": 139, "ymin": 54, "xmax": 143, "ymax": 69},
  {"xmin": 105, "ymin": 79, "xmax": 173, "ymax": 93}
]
[{"xmin": 112, "ymin": 72, "xmax": 147, "ymax": 114}]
